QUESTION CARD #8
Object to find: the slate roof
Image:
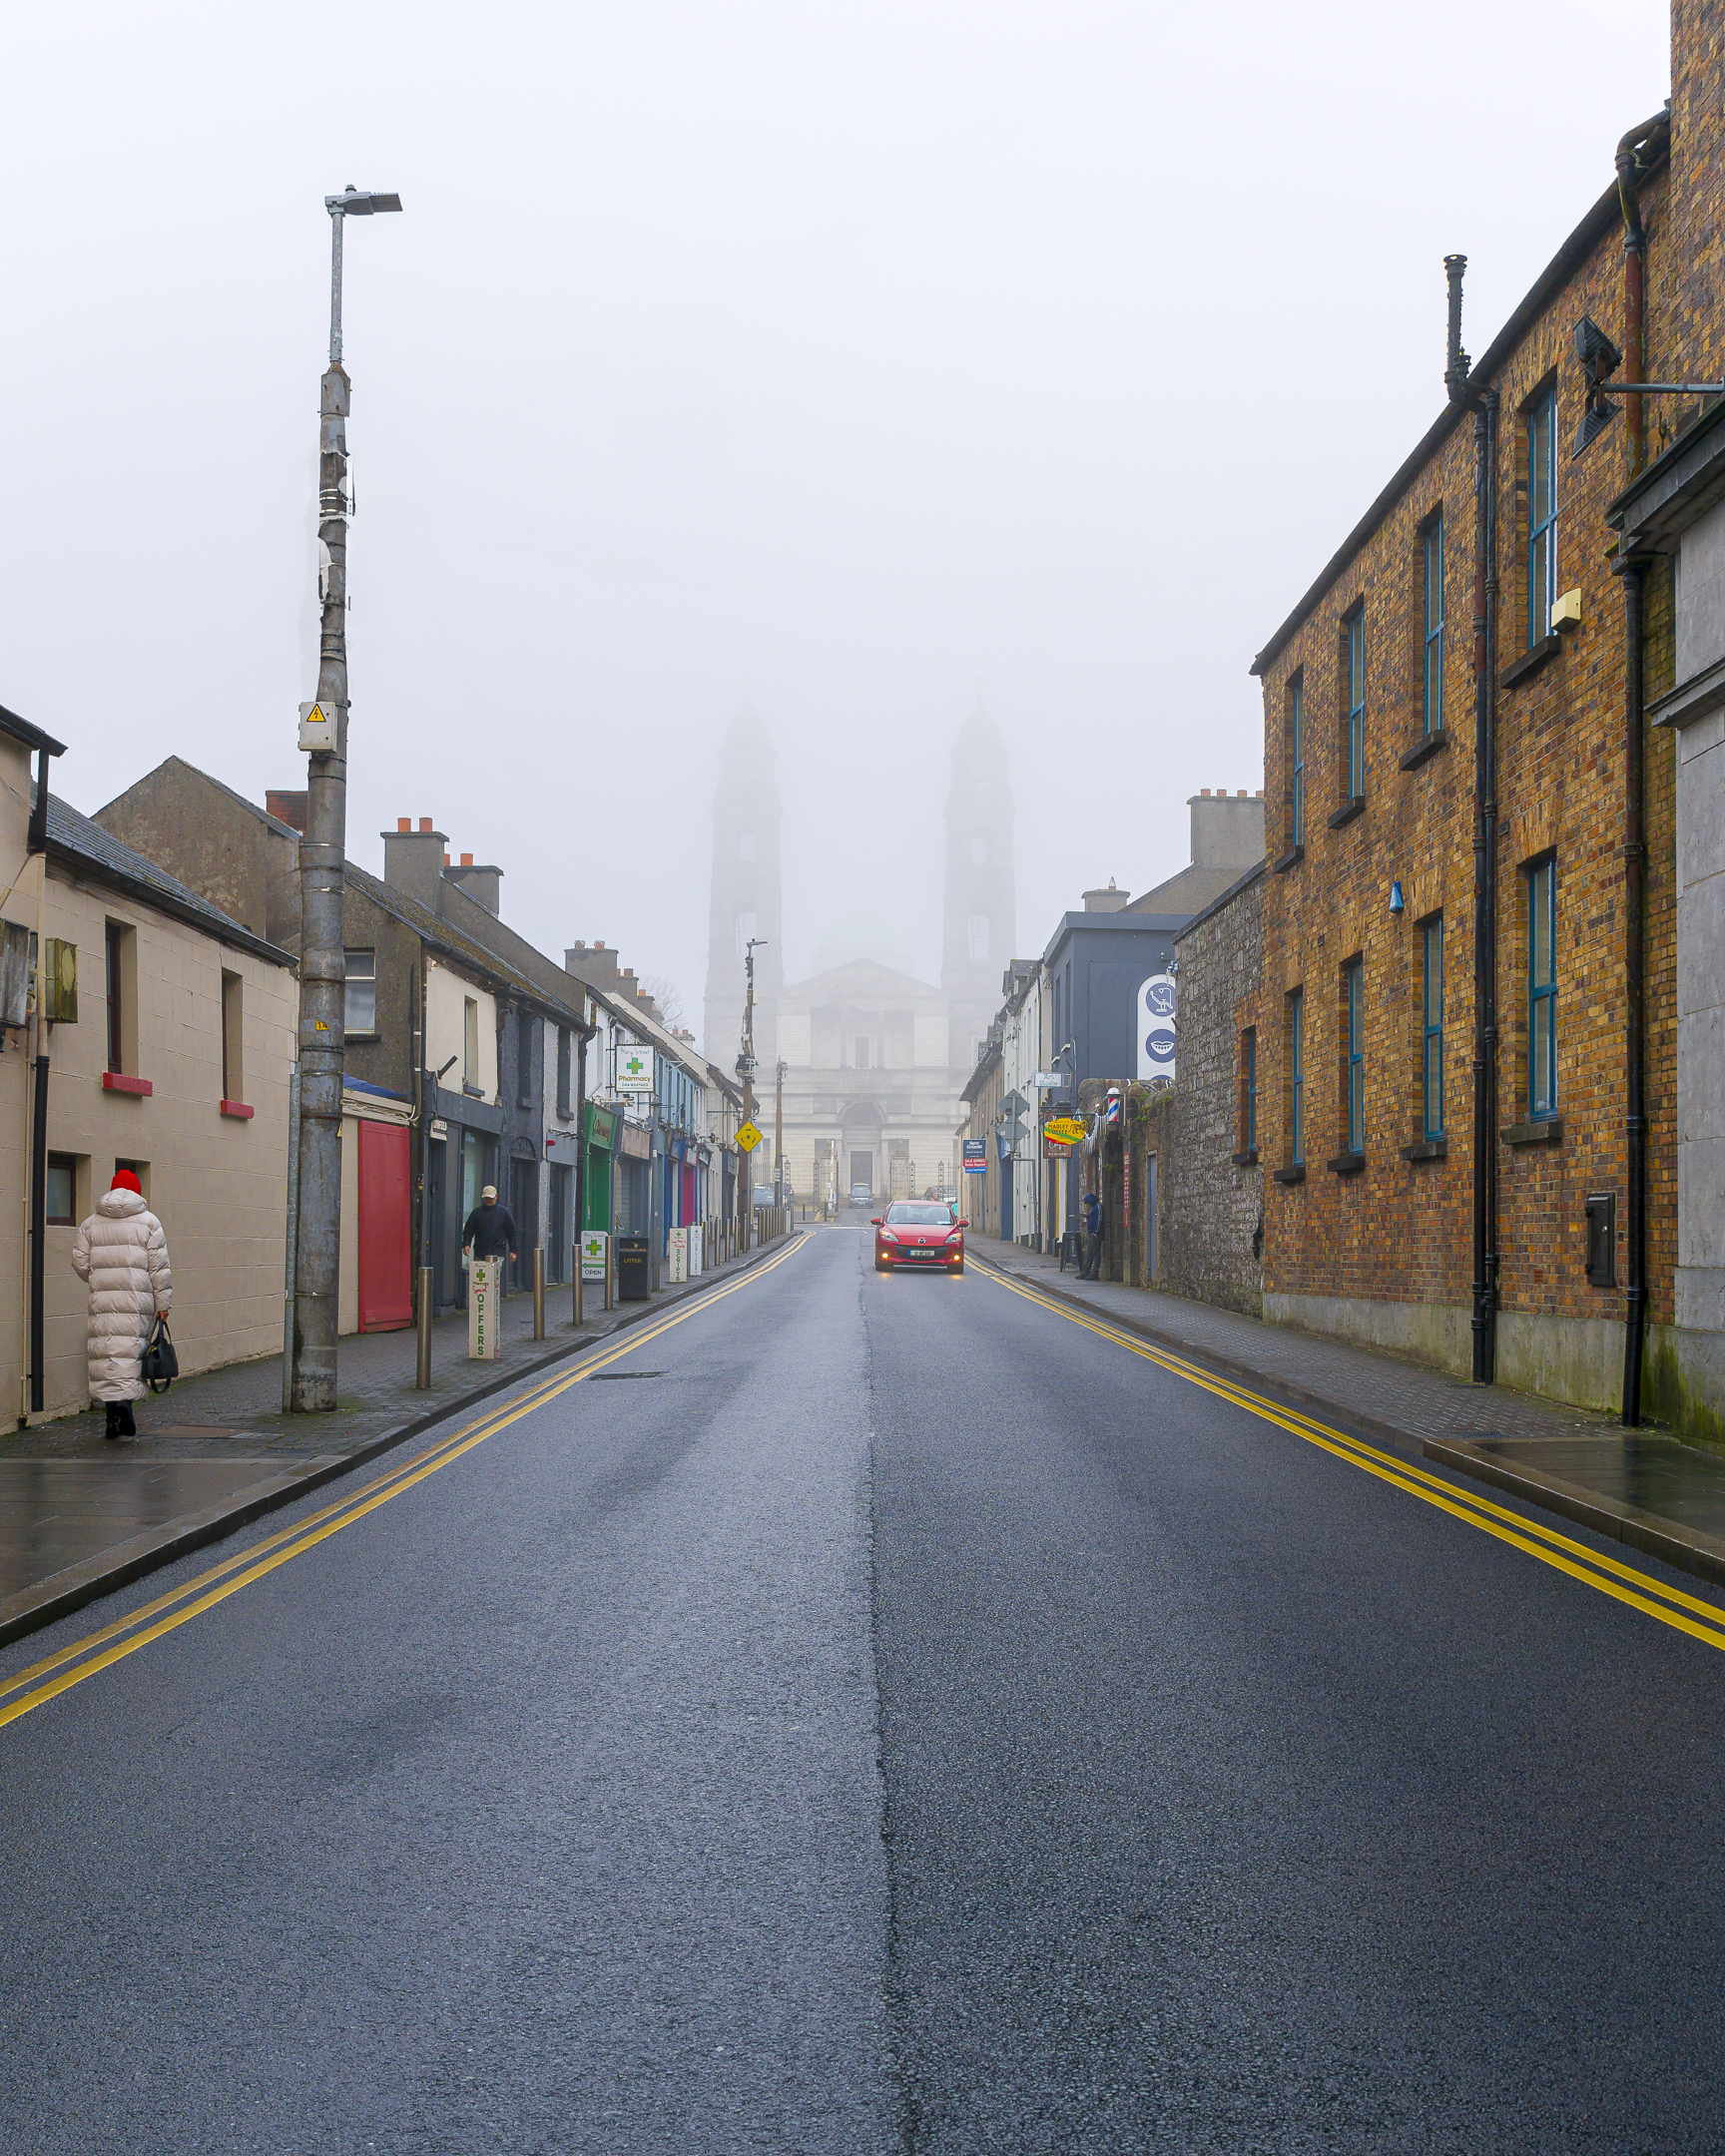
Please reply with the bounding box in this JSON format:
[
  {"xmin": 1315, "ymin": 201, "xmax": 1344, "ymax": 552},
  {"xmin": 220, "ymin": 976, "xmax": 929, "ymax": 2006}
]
[{"xmin": 39, "ymin": 788, "xmax": 292, "ymax": 967}]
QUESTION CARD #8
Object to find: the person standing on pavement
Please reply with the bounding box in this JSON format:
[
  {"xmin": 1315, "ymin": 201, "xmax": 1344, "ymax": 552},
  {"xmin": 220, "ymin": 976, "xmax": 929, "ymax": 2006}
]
[
  {"xmin": 72, "ymin": 1168, "xmax": 173, "ymax": 1441},
  {"xmin": 1081, "ymin": 1189, "xmax": 1105, "ymax": 1281},
  {"xmin": 462, "ymin": 1183, "xmax": 520, "ymax": 1278}
]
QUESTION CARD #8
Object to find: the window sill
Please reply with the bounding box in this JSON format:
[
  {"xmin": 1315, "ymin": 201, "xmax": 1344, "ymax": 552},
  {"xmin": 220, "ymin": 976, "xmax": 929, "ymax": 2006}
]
[
  {"xmin": 102, "ymin": 1072, "xmax": 152, "ymax": 1098},
  {"xmin": 1500, "ymin": 634, "xmax": 1561, "ymax": 691},
  {"xmin": 1231, "ymin": 1148, "xmax": 1259, "ymax": 1166},
  {"xmin": 1501, "ymin": 1118, "xmax": 1562, "ymax": 1146},
  {"xmin": 220, "ymin": 1099, "xmax": 255, "ymax": 1120},
  {"xmin": 1399, "ymin": 728, "xmax": 1448, "ymax": 772},
  {"xmin": 344, "ymin": 1031, "xmax": 380, "ymax": 1045},
  {"xmin": 1327, "ymin": 796, "xmax": 1366, "ymax": 830},
  {"xmin": 1327, "ymin": 1150, "xmax": 1367, "ymax": 1175},
  {"xmin": 1400, "ymin": 1137, "xmax": 1446, "ymax": 1161},
  {"xmin": 1272, "ymin": 1164, "xmax": 1306, "ymax": 1184},
  {"xmin": 1272, "ymin": 844, "xmax": 1305, "ymax": 874},
  {"xmin": 462, "ymin": 1083, "xmax": 486, "ymax": 1099}
]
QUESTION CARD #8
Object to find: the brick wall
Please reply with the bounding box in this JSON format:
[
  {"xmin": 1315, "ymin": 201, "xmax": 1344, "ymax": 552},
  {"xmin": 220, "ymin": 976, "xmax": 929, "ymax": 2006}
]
[{"xmin": 1251, "ymin": 106, "xmax": 1697, "ymax": 1407}]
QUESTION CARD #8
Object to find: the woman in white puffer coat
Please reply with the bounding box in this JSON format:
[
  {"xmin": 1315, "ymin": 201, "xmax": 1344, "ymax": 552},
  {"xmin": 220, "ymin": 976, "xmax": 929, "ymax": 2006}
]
[{"xmin": 71, "ymin": 1169, "xmax": 173, "ymax": 1440}]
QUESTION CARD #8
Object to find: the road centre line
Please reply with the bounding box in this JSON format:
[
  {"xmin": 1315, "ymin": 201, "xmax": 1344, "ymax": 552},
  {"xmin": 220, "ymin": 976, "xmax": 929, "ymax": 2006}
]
[
  {"xmin": 973, "ymin": 1259, "xmax": 1725, "ymax": 1656},
  {"xmin": 0, "ymin": 1235, "xmax": 810, "ymax": 1733}
]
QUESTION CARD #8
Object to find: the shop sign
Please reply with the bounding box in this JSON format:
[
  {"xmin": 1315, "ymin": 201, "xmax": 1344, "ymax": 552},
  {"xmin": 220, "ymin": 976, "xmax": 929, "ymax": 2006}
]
[
  {"xmin": 1137, "ymin": 973, "xmax": 1176, "ymax": 1086},
  {"xmin": 617, "ymin": 1045, "xmax": 656, "ymax": 1094},
  {"xmin": 585, "ymin": 1102, "xmax": 616, "ymax": 1148},
  {"xmin": 619, "ymin": 1120, "xmax": 652, "ymax": 1160},
  {"xmin": 1043, "ymin": 1116, "xmax": 1087, "ymax": 1147},
  {"xmin": 580, "ymin": 1231, "xmax": 608, "ymax": 1282},
  {"xmin": 962, "ymin": 1138, "xmax": 987, "ymax": 1176}
]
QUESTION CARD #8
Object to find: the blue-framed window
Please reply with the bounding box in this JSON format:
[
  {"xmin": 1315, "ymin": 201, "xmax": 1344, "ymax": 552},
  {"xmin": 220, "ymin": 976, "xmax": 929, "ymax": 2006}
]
[
  {"xmin": 1529, "ymin": 857, "xmax": 1557, "ymax": 1119},
  {"xmin": 1345, "ymin": 959, "xmax": 1365, "ymax": 1155},
  {"xmin": 1289, "ymin": 674, "xmax": 1306, "ymax": 845},
  {"xmin": 1290, "ymin": 991, "xmax": 1305, "ymax": 1166},
  {"xmin": 1244, "ymin": 1027, "xmax": 1258, "ymax": 1152},
  {"xmin": 1528, "ymin": 390, "xmax": 1557, "ymax": 645},
  {"xmin": 1423, "ymin": 514, "xmax": 1444, "ymax": 735},
  {"xmin": 1345, "ymin": 608, "xmax": 1366, "ymax": 799},
  {"xmin": 1423, "ymin": 916, "xmax": 1443, "ymax": 1140}
]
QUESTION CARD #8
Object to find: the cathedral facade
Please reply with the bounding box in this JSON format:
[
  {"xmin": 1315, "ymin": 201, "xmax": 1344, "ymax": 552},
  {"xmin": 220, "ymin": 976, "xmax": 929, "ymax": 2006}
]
[{"xmin": 703, "ymin": 707, "xmax": 1015, "ymax": 1208}]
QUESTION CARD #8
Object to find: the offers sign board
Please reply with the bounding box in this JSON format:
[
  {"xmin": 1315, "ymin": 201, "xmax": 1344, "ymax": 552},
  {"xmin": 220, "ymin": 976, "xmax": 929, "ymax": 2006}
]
[{"xmin": 962, "ymin": 1138, "xmax": 987, "ymax": 1175}]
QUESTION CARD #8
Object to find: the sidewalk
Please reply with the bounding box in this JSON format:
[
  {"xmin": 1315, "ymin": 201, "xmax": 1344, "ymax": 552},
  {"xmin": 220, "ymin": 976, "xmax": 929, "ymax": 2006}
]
[
  {"xmin": 972, "ymin": 1235, "xmax": 1725, "ymax": 1589},
  {"xmin": 0, "ymin": 1234, "xmax": 794, "ymax": 1646}
]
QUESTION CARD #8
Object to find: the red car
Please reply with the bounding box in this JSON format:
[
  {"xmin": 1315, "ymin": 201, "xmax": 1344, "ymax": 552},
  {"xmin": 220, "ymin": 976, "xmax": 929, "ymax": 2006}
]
[{"xmin": 873, "ymin": 1200, "xmax": 967, "ymax": 1274}]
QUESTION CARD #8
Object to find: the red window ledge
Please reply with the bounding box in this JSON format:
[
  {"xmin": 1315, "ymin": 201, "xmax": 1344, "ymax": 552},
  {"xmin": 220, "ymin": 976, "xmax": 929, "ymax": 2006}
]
[
  {"xmin": 221, "ymin": 1099, "xmax": 255, "ymax": 1119},
  {"xmin": 102, "ymin": 1072, "xmax": 153, "ymax": 1097}
]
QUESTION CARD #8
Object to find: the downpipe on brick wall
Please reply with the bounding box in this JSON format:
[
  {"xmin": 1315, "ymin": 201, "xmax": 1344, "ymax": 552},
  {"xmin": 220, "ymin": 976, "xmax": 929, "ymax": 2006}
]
[
  {"xmin": 1618, "ymin": 556, "xmax": 1648, "ymax": 1425},
  {"xmin": 1469, "ymin": 388, "xmax": 1501, "ymax": 1385}
]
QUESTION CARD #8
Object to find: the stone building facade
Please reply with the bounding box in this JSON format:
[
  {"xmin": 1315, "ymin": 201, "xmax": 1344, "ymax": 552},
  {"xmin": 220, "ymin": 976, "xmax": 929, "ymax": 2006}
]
[
  {"xmin": 1139, "ymin": 865, "xmax": 1266, "ymax": 1317},
  {"xmin": 1247, "ymin": 84, "xmax": 1713, "ymax": 1415}
]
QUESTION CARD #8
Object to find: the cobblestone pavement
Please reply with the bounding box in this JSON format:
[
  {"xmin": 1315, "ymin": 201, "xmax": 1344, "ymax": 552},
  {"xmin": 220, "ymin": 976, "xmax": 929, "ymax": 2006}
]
[{"xmin": 973, "ymin": 1236, "xmax": 1630, "ymax": 1448}]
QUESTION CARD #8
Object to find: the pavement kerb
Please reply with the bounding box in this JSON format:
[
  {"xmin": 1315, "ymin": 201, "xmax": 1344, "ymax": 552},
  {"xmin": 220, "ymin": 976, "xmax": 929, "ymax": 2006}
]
[
  {"xmin": 1423, "ymin": 1436, "xmax": 1725, "ymax": 1591},
  {"xmin": 0, "ymin": 1231, "xmax": 803, "ymax": 1651}
]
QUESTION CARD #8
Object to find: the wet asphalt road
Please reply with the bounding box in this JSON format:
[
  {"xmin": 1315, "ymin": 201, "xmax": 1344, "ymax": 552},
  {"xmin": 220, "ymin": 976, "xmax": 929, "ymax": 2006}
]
[{"xmin": 4, "ymin": 1224, "xmax": 1725, "ymax": 2152}]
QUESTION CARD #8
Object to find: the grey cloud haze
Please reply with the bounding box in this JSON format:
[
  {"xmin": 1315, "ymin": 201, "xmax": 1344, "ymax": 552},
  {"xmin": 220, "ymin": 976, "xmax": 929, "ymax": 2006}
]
[{"xmin": 0, "ymin": 1, "xmax": 1668, "ymax": 1049}]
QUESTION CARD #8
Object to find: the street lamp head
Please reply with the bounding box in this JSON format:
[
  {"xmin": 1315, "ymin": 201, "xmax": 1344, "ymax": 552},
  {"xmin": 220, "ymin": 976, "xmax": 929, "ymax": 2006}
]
[{"xmin": 326, "ymin": 186, "xmax": 403, "ymax": 218}]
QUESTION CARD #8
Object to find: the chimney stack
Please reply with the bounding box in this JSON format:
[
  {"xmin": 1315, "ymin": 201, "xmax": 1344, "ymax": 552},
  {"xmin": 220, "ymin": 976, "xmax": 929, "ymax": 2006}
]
[
  {"xmin": 381, "ymin": 818, "xmax": 449, "ymax": 911},
  {"xmin": 268, "ymin": 790, "xmax": 308, "ymax": 833},
  {"xmin": 443, "ymin": 852, "xmax": 504, "ymax": 915}
]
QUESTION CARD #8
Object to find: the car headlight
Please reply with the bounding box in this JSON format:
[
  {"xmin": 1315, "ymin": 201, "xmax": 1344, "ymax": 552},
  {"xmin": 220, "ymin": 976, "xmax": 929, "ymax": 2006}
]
[
  {"xmin": 945, "ymin": 1230, "xmax": 962, "ymax": 1243},
  {"xmin": 878, "ymin": 1229, "xmax": 898, "ymax": 1243}
]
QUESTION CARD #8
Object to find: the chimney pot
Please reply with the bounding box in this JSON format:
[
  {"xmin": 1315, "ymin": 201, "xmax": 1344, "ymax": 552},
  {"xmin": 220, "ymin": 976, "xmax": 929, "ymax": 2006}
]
[
  {"xmin": 443, "ymin": 851, "xmax": 450, "ymax": 865},
  {"xmin": 1237, "ymin": 789, "xmax": 1247, "ymax": 798},
  {"xmin": 418, "ymin": 817, "xmax": 432, "ymax": 833},
  {"xmin": 397, "ymin": 816, "xmax": 410, "ymax": 831},
  {"xmin": 1201, "ymin": 788, "xmax": 1211, "ymax": 797},
  {"xmin": 595, "ymin": 939, "xmax": 605, "ymax": 949},
  {"xmin": 460, "ymin": 851, "xmax": 474, "ymax": 867}
]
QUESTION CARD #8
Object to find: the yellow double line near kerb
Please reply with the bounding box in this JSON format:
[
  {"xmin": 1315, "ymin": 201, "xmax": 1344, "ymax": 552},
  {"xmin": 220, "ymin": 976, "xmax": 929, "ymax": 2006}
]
[
  {"xmin": 0, "ymin": 1233, "xmax": 810, "ymax": 1733},
  {"xmin": 975, "ymin": 1259, "xmax": 1725, "ymax": 1657}
]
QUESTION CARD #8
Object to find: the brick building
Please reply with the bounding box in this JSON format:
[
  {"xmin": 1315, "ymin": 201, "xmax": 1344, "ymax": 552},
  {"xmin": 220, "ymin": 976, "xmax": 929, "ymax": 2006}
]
[{"xmin": 1247, "ymin": 17, "xmax": 1725, "ymax": 1422}]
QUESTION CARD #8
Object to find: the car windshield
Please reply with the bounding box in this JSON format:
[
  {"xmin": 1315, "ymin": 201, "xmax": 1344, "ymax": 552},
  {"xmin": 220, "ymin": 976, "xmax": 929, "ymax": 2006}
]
[{"xmin": 884, "ymin": 1204, "xmax": 953, "ymax": 1227}]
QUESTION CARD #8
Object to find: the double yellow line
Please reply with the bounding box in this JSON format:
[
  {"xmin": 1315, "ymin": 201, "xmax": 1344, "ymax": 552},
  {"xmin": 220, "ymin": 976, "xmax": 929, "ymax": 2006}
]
[
  {"xmin": 976, "ymin": 1259, "xmax": 1725, "ymax": 1655},
  {"xmin": 0, "ymin": 1234, "xmax": 809, "ymax": 1733}
]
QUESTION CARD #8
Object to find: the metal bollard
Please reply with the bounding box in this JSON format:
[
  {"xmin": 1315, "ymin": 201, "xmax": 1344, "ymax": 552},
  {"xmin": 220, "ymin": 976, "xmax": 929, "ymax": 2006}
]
[
  {"xmin": 414, "ymin": 1266, "xmax": 432, "ymax": 1388},
  {"xmin": 532, "ymin": 1246, "xmax": 545, "ymax": 1340}
]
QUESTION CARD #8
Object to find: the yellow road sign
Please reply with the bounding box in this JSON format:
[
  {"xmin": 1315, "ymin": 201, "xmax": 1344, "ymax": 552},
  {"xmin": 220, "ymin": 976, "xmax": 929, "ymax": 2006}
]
[{"xmin": 736, "ymin": 1120, "xmax": 764, "ymax": 1152}]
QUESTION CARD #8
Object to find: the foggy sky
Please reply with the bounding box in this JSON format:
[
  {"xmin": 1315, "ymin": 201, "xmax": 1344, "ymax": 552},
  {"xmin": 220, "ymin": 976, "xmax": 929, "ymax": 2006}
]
[{"xmin": 1, "ymin": 2, "xmax": 1669, "ymax": 1051}]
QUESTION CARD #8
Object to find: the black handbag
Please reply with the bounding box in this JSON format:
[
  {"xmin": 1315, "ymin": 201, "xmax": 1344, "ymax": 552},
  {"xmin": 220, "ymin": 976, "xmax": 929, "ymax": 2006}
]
[{"xmin": 142, "ymin": 1317, "xmax": 179, "ymax": 1394}]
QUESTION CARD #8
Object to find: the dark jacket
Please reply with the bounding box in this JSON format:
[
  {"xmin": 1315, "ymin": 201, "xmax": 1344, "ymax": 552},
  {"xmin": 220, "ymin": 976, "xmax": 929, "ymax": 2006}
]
[
  {"xmin": 462, "ymin": 1203, "xmax": 519, "ymax": 1259},
  {"xmin": 1083, "ymin": 1195, "xmax": 1104, "ymax": 1239}
]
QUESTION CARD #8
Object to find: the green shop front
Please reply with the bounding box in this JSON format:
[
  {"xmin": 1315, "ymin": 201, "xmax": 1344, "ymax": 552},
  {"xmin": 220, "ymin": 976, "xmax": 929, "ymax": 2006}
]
[{"xmin": 583, "ymin": 1102, "xmax": 618, "ymax": 1235}]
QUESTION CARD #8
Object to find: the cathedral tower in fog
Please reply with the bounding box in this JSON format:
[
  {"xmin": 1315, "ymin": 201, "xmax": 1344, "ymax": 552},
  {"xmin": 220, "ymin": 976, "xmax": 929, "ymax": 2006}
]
[
  {"xmin": 702, "ymin": 708, "xmax": 784, "ymax": 1075},
  {"xmin": 702, "ymin": 704, "xmax": 1016, "ymax": 1209}
]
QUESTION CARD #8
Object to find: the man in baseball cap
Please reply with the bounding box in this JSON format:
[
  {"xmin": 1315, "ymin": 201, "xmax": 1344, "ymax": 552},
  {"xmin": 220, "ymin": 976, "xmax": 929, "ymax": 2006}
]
[{"xmin": 462, "ymin": 1181, "xmax": 520, "ymax": 1271}]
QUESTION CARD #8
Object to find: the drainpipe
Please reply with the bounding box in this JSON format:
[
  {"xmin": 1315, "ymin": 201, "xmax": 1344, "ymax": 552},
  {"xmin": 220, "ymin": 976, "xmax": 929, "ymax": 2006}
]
[
  {"xmin": 1462, "ymin": 270, "xmax": 1500, "ymax": 1382},
  {"xmin": 1615, "ymin": 108, "xmax": 1666, "ymax": 477},
  {"xmin": 1619, "ymin": 557, "xmax": 1648, "ymax": 1423}
]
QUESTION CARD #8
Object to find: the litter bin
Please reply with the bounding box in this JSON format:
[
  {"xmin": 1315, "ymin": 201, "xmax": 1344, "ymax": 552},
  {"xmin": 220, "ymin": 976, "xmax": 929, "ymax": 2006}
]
[{"xmin": 616, "ymin": 1234, "xmax": 652, "ymax": 1302}]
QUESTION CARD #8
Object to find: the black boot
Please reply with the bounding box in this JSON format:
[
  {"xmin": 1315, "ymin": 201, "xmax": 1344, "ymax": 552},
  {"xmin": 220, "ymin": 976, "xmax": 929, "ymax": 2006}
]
[
  {"xmin": 104, "ymin": 1402, "xmax": 123, "ymax": 1440},
  {"xmin": 118, "ymin": 1401, "xmax": 136, "ymax": 1438}
]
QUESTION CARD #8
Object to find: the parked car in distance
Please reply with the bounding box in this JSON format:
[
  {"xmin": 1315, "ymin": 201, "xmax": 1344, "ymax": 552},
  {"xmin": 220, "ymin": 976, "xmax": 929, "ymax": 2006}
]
[
  {"xmin": 850, "ymin": 1184, "xmax": 873, "ymax": 1208},
  {"xmin": 873, "ymin": 1201, "xmax": 967, "ymax": 1274}
]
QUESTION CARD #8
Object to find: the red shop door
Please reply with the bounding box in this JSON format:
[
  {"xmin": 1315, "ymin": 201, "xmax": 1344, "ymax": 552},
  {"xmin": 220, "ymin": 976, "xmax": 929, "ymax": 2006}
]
[{"xmin": 357, "ymin": 1120, "xmax": 413, "ymax": 1332}]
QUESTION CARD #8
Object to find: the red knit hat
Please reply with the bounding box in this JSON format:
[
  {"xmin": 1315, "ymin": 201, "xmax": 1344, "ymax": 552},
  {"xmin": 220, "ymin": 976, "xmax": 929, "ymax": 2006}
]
[{"xmin": 110, "ymin": 1170, "xmax": 142, "ymax": 1195}]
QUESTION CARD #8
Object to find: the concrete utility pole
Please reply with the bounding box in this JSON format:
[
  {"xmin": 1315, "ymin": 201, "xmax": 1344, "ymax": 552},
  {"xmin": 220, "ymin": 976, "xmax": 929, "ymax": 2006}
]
[
  {"xmin": 775, "ymin": 1056, "xmax": 786, "ymax": 1208},
  {"xmin": 290, "ymin": 184, "xmax": 401, "ymax": 1412},
  {"xmin": 738, "ymin": 938, "xmax": 764, "ymax": 1248}
]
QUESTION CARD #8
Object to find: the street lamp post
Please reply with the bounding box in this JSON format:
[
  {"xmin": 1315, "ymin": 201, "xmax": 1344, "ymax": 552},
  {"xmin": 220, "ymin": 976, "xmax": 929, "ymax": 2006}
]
[{"xmin": 290, "ymin": 184, "xmax": 401, "ymax": 1412}]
